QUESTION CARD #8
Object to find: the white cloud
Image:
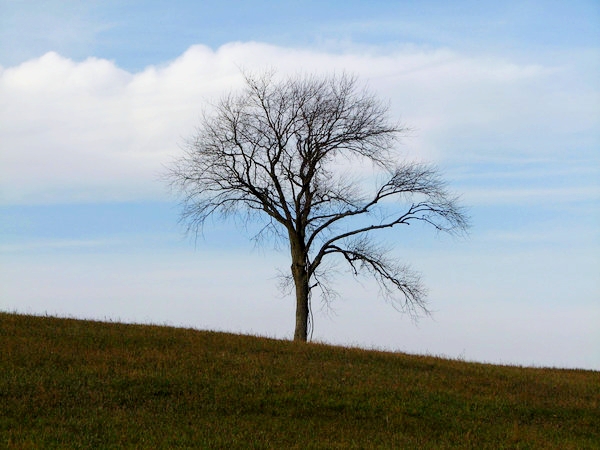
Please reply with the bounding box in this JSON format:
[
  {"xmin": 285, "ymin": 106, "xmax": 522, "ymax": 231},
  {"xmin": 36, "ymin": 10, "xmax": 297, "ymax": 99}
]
[{"xmin": 0, "ymin": 42, "xmax": 597, "ymax": 204}]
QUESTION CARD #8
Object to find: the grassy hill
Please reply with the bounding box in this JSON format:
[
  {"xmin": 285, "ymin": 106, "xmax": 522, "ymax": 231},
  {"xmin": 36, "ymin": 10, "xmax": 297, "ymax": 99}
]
[{"xmin": 1, "ymin": 312, "xmax": 598, "ymax": 448}]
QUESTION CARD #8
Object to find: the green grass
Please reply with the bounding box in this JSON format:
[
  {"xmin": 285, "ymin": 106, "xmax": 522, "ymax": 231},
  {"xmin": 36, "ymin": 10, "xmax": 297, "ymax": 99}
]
[{"xmin": 1, "ymin": 312, "xmax": 598, "ymax": 449}]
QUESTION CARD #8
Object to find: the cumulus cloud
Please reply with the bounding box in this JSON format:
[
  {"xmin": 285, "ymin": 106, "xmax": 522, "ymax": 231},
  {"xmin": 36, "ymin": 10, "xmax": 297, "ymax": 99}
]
[{"xmin": 0, "ymin": 42, "xmax": 596, "ymax": 204}]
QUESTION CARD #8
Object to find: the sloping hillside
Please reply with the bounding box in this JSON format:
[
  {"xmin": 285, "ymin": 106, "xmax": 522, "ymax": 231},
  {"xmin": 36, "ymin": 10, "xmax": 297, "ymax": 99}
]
[{"xmin": 1, "ymin": 312, "xmax": 598, "ymax": 448}]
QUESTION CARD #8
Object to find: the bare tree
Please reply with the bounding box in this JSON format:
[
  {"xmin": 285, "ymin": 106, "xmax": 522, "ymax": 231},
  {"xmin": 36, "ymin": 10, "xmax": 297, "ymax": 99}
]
[{"xmin": 167, "ymin": 71, "xmax": 469, "ymax": 342}]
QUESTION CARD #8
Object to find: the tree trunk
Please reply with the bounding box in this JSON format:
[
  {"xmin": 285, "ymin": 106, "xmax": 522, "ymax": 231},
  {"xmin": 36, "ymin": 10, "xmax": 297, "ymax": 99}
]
[
  {"xmin": 290, "ymin": 233, "xmax": 310, "ymax": 342},
  {"xmin": 292, "ymin": 261, "xmax": 310, "ymax": 341}
]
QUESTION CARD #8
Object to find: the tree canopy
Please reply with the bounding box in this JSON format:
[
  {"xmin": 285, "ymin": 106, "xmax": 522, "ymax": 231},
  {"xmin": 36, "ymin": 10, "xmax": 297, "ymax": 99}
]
[{"xmin": 168, "ymin": 71, "xmax": 469, "ymax": 341}]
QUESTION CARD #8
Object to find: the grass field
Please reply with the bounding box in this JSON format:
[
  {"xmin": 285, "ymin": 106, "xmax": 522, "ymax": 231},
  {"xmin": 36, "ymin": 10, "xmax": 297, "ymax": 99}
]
[{"xmin": 1, "ymin": 312, "xmax": 598, "ymax": 448}]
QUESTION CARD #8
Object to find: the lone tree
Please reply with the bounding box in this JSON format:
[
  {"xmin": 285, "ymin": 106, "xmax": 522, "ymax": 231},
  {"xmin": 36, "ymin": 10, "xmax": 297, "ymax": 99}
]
[{"xmin": 168, "ymin": 72, "xmax": 468, "ymax": 342}]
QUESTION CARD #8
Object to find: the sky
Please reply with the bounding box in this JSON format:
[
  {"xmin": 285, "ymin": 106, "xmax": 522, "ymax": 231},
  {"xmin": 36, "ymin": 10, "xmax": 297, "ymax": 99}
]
[{"xmin": 1, "ymin": 0, "xmax": 599, "ymax": 370}]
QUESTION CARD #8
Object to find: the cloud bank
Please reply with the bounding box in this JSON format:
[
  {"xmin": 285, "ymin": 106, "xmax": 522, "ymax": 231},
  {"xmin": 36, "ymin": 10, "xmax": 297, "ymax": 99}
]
[{"xmin": 1, "ymin": 42, "xmax": 597, "ymax": 205}]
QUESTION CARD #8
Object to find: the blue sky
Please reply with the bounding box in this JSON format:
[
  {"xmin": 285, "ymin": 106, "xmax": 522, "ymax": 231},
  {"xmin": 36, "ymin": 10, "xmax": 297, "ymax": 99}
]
[{"xmin": 1, "ymin": 0, "xmax": 599, "ymax": 369}]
